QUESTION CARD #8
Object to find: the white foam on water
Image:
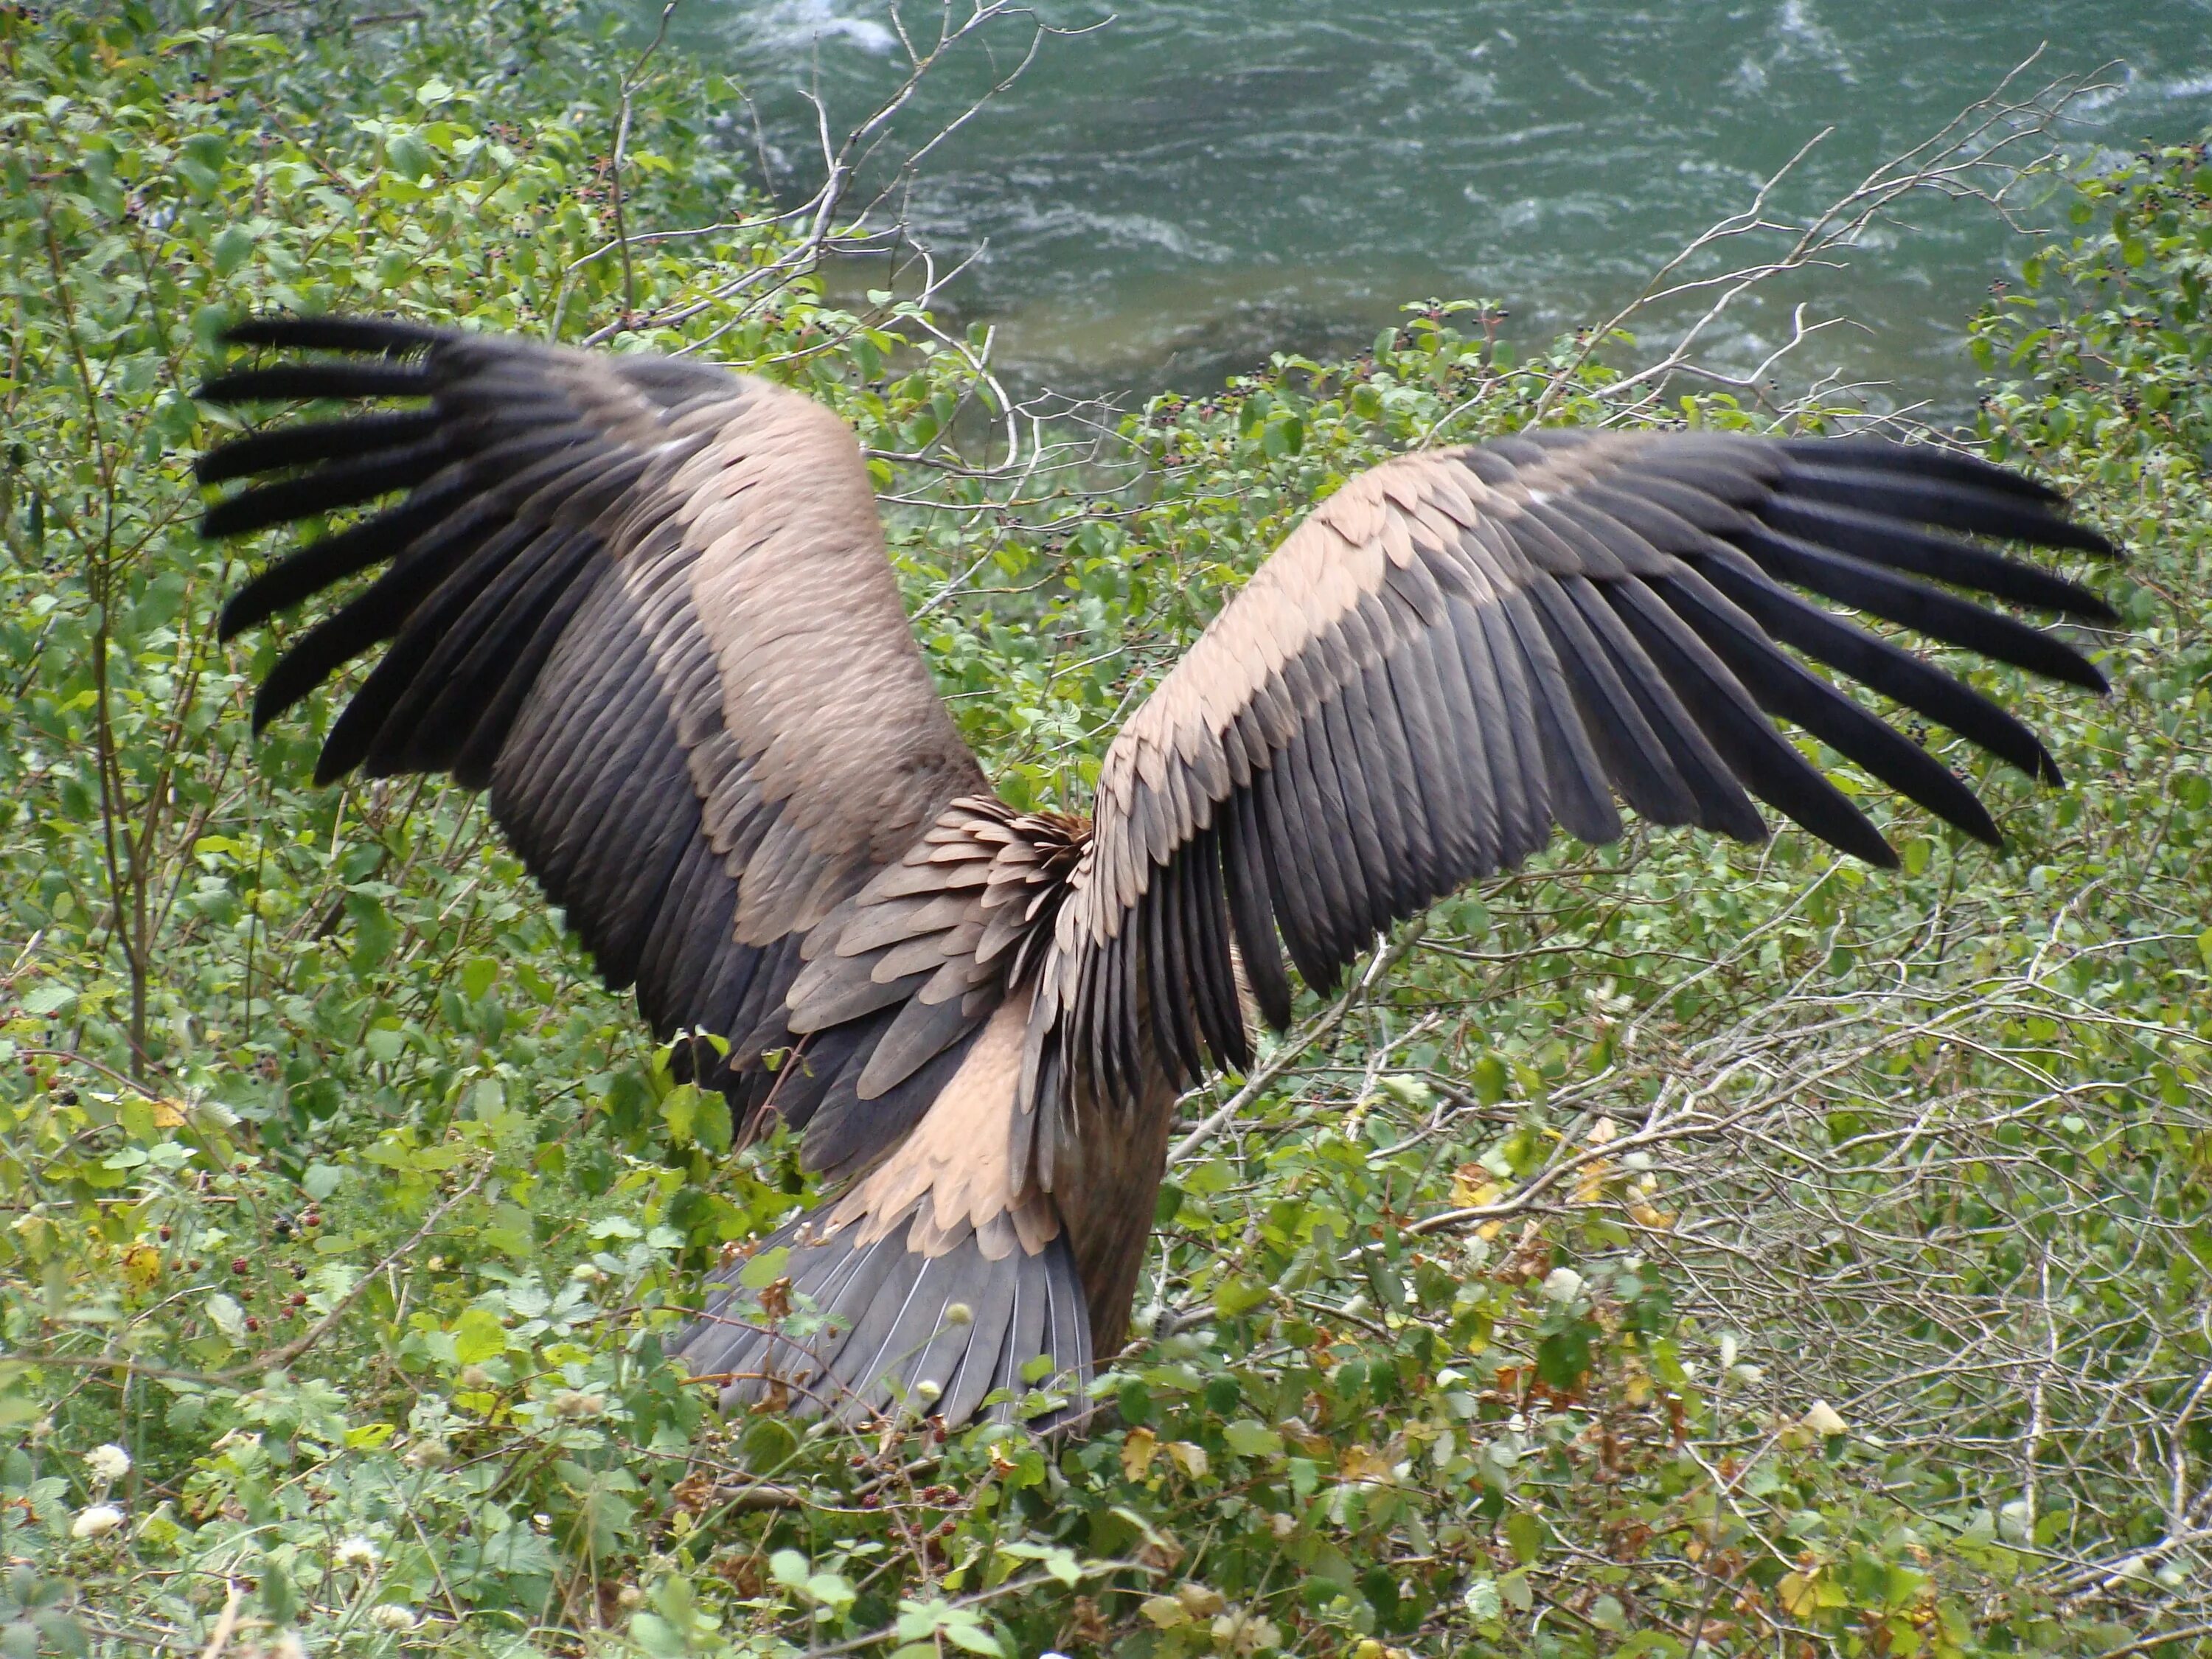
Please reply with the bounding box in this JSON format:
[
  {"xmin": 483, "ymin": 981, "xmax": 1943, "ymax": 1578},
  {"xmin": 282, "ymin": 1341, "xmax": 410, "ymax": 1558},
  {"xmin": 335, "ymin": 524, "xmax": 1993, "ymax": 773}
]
[
  {"xmin": 694, "ymin": 0, "xmax": 2212, "ymax": 400},
  {"xmin": 1775, "ymin": 0, "xmax": 1856, "ymax": 83},
  {"xmin": 2067, "ymin": 69, "xmax": 2137, "ymax": 117},
  {"xmin": 727, "ymin": 0, "xmax": 896, "ymax": 57},
  {"xmin": 908, "ymin": 192, "xmax": 1237, "ymax": 266}
]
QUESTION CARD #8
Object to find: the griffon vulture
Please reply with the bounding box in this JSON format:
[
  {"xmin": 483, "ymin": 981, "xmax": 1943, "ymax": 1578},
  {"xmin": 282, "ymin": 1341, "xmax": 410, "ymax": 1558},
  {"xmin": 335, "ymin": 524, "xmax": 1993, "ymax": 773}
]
[{"xmin": 197, "ymin": 314, "xmax": 2119, "ymax": 1427}]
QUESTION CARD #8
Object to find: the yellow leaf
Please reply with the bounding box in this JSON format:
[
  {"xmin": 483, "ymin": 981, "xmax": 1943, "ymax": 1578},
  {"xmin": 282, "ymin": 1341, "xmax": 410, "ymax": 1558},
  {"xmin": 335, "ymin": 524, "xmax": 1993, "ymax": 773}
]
[
  {"xmin": 153, "ymin": 1099, "xmax": 188, "ymax": 1129},
  {"xmin": 1120, "ymin": 1426, "xmax": 1158, "ymax": 1482},
  {"xmin": 1175, "ymin": 1583, "xmax": 1226, "ymax": 1618},
  {"xmin": 1166, "ymin": 1440, "xmax": 1209, "ymax": 1479},
  {"xmin": 1629, "ymin": 1201, "xmax": 1674, "ymax": 1231},
  {"xmin": 1139, "ymin": 1595, "xmax": 1189, "ymax": 1630},
  {"xmin": 1338, "ymin": 1444, "xmax": 1396, "ymax": 1484},
  {"xmin": 1450, "ymin": 1165, "xmax": 1501, "ymax": 1208},
  {"xmin": 1573, "ymin": 1156, "xmax": 1613, "ymax": 1204},
  {"xmin": 1778, "ymin": 1570, "xmax": 1821, "ymax": 1618},
  {"xmin": 122, "ymin": 1242, "xmax": 162, "ymax": 1292},
  {"xmin": 1801, "ymin": 1399, "xmax": 1849, "ymax": 1437}
]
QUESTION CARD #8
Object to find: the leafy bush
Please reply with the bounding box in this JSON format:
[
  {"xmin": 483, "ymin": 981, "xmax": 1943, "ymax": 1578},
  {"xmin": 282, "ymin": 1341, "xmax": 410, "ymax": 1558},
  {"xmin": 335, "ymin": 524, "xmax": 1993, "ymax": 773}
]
[{"xmin": 4, "ymin": 6, "xmax": 2209, "ymax": 1655}]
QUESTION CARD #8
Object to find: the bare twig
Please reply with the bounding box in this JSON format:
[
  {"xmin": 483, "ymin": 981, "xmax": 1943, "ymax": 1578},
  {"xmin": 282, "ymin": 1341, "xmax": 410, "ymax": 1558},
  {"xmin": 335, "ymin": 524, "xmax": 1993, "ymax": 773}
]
[{"xmin": 1419, "ymin": 52, "xmax": 2118, "ymax": 440}]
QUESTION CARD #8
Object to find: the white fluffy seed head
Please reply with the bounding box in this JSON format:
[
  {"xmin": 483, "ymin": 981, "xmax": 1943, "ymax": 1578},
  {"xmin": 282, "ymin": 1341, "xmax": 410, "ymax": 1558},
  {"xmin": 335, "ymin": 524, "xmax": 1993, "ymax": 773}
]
[
  {"xmin": 71, "ymin": 1504, "xmax": 125, "ymax": 1540},
  {"xmin": 368, "ymin": 1604, "xmax": 416, "ymax": 1632},
  {"xmin": 334, "ymin": 1537, "xmax": 380, "ymax": 1571},
  {"xmin": 85, "ymin": 1444, "xmax": 132, "ymax": 1484},
  {"xmin": 943, "ymin": 1302, "xmax": 974, "ymax": 1327}
]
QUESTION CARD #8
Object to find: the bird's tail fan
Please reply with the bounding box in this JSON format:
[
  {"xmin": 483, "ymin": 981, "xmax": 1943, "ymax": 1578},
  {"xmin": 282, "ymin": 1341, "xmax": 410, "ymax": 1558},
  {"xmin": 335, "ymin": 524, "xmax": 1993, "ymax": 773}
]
[{"xmin": 672, "ymin": 1203, "xmax": 1092, "ymax": 1429}]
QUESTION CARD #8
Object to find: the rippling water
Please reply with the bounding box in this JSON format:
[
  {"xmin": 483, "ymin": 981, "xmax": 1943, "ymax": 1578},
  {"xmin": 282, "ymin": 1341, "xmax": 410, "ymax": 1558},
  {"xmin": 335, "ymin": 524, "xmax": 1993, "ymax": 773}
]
[{"xmin": 662, "ymin": 1, "xmax": 2212, "ymax": 408}]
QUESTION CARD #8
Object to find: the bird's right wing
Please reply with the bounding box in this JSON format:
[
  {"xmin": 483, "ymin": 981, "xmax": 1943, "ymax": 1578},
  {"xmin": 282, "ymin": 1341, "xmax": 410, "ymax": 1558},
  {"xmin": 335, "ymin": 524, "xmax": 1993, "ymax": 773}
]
[
  {"xmin": 1021, "ymin": 429, "xmax": 2120, "ymax": 1155},
  {"xmin": 200, "ymin": 317, "xmax": 995, "ymax": 1165}
]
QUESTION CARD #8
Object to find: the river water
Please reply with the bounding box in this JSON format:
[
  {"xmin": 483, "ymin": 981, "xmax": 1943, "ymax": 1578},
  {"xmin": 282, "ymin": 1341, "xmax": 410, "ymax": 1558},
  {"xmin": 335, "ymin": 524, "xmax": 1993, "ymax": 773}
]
[{"xmin": 664, "ymin": 1, "xmax": 2212, "ymax": 410}]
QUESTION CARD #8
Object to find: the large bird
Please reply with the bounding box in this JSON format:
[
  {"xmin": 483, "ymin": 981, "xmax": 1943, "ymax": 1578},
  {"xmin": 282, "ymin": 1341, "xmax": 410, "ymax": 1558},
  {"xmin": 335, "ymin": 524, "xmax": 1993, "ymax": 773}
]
[{"xmin": 197, "ymin": 314, "xmax": 2118, "ymax": 1427}]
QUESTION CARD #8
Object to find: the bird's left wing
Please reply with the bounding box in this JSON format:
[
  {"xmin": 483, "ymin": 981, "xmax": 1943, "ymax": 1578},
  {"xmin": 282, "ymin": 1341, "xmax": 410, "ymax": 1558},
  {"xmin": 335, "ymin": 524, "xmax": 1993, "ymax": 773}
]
[
  {"xmin": 199, "ymin": 316, "xmax": 991, "ymax": 1148},
  {"xmin": 1020, "ymin": 428, "xmax": 2118, "ymax": 1163}
]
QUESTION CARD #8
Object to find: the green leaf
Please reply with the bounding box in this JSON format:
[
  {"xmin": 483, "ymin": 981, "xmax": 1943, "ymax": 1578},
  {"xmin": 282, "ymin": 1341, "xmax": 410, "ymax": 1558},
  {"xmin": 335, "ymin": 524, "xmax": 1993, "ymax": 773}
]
[
  {"xmin": 739, "ymin": 1245, "xmax": 791, "ymax": 1290},
  {"xmin": 1470, "ymin": 1052, "xmax": 1509, "ymax": 1105},
  {"xmin": 1001, "ymin": 1542, "xmax": 1084, "ymax": 1586},
  {"xmin": 19, "ymin": 984, "xmax": 72, "ymax": 1018},
  {"xmin": 740, "ymin": 1416, "xmax": 799, "ymax": 1474},
  {"xmin": 302, "ymin": 1164, "xmax": 345, "ymax": 1201},
  {"xmin": 36, "ymin": 1612, "xmax": 86, "ymax": 1659},
  {"xmin": 211, "ymin": 224, "xmax": 254, "ymax": 278},
  {"xmin": 1505, "ymin": 1509, "xmax": 1545, "ymax": 1565},
  {"xmin": 450, "ymin": 1307, "xmax": 506, "ymax": 1365},
  {"xmin": 659, "ymin": 1082, "xmax": 699, "ymax": 1146},
  {"xmin": 256, "ymin": 1555, "xmax": 295, "ymax": 1626},
  {"xmin": 385, "ymin": 130, "xmax": 433, "ymax": 180},
  {"xmin": 1222, "ymin": 1420, "xmax": 1282, "ymax": 1458},
  {"xmin": 804, "ymin": 1572, "xmax": 855, "ymax": 1613},
  {"xmin": 1462, "ymin": 1576, "xmax": 1501, "ymax": 1622},
  {"xmin": 628, "ymin": 1612, "xmax": 683, "ymax": 1658},
  {"xmin": 692, "ymin": 1088, "xmax": 733, "ymax": 1156},
  {"xmin": 205, "ymin": 1294, "xmax": 246, "ymax": 1342},
  {"xmin": 1214, "ymin": 1276, "xmax": 1268, "ymax": 1317}
]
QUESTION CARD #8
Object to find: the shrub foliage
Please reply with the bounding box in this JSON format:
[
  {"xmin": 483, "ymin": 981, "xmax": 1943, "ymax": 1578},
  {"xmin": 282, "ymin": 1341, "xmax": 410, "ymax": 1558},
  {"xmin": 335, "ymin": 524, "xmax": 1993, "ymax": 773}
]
[{"xmin": 4, "ymin": 6, "xmax": 2210, "ymax": 1656}]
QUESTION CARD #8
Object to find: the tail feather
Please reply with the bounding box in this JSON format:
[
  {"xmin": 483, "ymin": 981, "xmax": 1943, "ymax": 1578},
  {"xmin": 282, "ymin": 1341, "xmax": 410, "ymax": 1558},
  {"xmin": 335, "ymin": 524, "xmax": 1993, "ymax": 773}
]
[{"xmin": 674, "ymin": 1205, "xmax": 1091, "ymax": 1428}]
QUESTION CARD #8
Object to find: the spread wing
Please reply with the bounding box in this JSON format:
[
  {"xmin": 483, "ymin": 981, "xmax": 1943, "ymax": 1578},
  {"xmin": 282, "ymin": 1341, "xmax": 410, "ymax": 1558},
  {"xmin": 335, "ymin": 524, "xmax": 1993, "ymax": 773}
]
[
  {"xmin": 199, "ymin": 316, "xmax": 990, "ymax": 1138},
  {"xmin": 1023, "ymin": 428, "xmax": 2118, "ymax": 1136}
]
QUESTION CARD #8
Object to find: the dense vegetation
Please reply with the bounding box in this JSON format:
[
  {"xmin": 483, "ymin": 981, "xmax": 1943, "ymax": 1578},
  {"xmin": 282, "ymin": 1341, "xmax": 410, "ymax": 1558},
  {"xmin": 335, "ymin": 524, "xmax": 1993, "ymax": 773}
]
[{"xmin": 4, "ymin": 5, "xmax": 2209, "ymax": 1656}]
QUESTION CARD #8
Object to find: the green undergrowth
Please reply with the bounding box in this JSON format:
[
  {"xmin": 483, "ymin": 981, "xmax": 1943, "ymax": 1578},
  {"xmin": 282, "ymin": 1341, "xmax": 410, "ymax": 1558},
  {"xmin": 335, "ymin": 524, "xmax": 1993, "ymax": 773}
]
[{"xmin": 4, "ymin": 5, "xmax": 2210, "ymax": 1656}]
